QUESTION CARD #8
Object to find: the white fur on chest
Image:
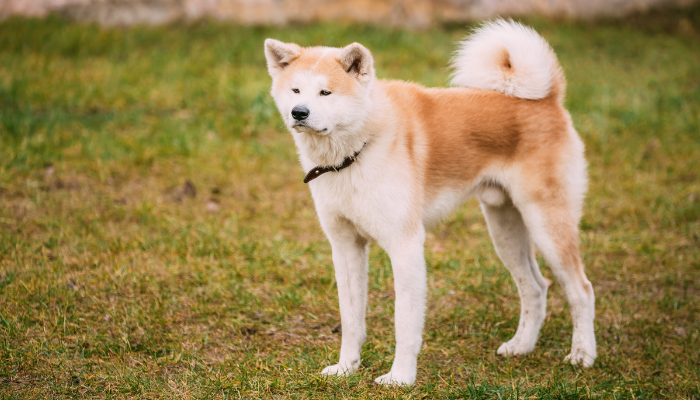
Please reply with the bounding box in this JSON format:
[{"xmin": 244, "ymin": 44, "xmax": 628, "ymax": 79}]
[{"xmin": 308, "ymin": 144, "xmax": 415, "ymax": 245}]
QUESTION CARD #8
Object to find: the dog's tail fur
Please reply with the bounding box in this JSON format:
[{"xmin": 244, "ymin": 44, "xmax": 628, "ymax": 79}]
[{"xmin": 450, "ymin": 19, "xmax": 565, "ymax": 103}]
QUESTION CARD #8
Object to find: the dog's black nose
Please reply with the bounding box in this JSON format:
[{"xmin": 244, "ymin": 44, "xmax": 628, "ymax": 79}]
[{"xmin": 292, "ymin": 106, "xmax": 309, "ymax": 121}]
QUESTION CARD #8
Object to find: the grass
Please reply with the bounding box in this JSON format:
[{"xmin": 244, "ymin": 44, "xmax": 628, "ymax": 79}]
[{"xmin": 0, "ymin": 8, "xmax": 699, "ymax": 399}]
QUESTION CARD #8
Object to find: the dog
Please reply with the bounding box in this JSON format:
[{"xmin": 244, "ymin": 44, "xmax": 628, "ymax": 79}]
[{"xmin": 264, "ymin": 20, "xmax": 596, "ymax": 386}]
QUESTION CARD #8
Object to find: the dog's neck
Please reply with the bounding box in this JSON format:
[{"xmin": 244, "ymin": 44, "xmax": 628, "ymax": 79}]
[
  {"xmin": 303, "ymin": 142, "xmax": 366, "ymax": 183},
  {"xmin": 291, "ymin": 83, "xmax": 388, "ymax": 171}
]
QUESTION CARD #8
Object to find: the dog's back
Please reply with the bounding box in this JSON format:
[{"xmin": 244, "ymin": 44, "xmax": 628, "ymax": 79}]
[{"xmin": 376, "ymin": 20, "xmax": 581, "ymax": 222}]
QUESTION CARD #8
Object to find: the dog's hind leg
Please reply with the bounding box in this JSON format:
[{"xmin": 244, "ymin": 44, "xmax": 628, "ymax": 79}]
[
  {"xmin": 320, "ymin": 217, "xmax": 370, "ymax": 377},
  {"xmin": 480, "ymin": 191, "xmax": 548, "ymax": 357},
  {"xmin": 517, "ymin": 198, "xmax": 596, "ymax": 367}
]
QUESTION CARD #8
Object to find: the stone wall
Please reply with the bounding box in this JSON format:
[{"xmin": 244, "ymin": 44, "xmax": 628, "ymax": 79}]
[{"xmin": 1, "ymin": 0, "xmax": 697, "ymax": 27}]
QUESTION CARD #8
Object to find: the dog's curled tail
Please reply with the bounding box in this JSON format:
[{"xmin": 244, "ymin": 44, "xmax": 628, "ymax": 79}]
[{"xmin": 450, "ymin": 19, "xmax": 565, "ymax": 103}]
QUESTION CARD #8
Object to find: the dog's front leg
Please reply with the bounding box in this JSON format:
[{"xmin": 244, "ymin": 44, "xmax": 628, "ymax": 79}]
[
  {"xmin": 375, "ymin": 229, "xmax": 427, "ymax": 386},
  {"xmin": 320, "ymin": 218, "xmax": 369, "ymax": 377}
]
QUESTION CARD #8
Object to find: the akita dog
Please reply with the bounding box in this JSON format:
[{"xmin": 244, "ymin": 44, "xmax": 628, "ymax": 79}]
[{"xmin": 264, "ymin": 20, "xmax": 596, "ymax": 386}]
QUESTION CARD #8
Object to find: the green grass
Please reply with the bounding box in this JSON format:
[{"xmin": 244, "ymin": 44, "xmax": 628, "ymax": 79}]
[{"xmin": 0, "ymin": 8, "xmax": 699, "ymax": 398}]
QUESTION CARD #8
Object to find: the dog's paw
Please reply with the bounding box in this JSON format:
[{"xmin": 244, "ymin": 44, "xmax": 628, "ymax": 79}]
[
  {"xmin": 321, "ymin": 362, "xmax": 358, "ymax": 377},
  {"xmin": 496, "ymin": 338, "xmax": 535, "ymax": 357},
  {"xmin": 564, "ymin": 348, "xmax": 596, "ymax": 368},
  {"xmin": 374, "ymin": 370, "xmax": 416, "ymax": 386}
]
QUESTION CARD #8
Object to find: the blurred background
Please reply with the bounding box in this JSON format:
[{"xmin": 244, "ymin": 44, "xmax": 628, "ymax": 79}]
[
  {"xmin": 0, "ymin": 0, "xmax": 699, "ymax": 398},
  {"xmin": 2, "ymin": 0, "xmax": 699, "ymax": 27}
]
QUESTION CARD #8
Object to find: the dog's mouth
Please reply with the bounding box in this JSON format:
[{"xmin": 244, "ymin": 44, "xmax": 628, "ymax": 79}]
[{"xmin": 292, "ymin": 123, "xmax": 328, "ymax": 134}]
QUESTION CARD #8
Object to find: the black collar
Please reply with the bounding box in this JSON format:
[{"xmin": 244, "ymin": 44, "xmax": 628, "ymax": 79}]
[{"xmin": 303, "ymin": 143, "xmax": 366, "ymax": 184}]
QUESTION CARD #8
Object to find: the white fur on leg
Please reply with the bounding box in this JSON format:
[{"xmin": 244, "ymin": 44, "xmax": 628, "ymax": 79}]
[
  {"xmin": 374, "ymin": 359, "xmax": 417, "ymax": 386},
  {"xmin": 517, "ymin": 203, "xmax": 597, "ymax": 368},
  {"xmin": 321, "ymin": 361, "xmax": 360, "ymax": 377},
  {"xmin": 565, "ymin": 348, "xmax": 596, "ymax": 368},
  {"xmin": 481, "ymin": 198, "xmax": 548, "ymax": 358},
  {"xmin": 374, "ymin": 230, "xmax": 427, "ymax": 386},
  {"xmin": 319, "ymin": 217, "xmax": 370, "ymax": 378},
  {"xmin": 564, "ymin": 277, "xmax": 597, "ymax": 367},
  {"xmin": 374, "ymin": 351, "xmax": 419, "ymax": 386},
  {"xmin": 495, "ymin": 255, "xmax": 547, "ymax": 357}
]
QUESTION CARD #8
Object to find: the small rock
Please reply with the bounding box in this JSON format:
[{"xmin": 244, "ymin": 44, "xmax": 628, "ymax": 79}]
[
  {"xmin": 175, "ymin": 109, "xmax": 191, "ymax": 120},
  {"xmin": 675, "ymin": 327, "xmax": 687, "ymax": 337},
  {"xmin": 44, "ymin": 163, "xmax": 55, "ymax": 176},
  {"xmin": 167, "ymin": 180, "xmax": 197, "ymax": 202},
  {"xmin": 645, "ymin": 139, "xmax": 660, "ymax": 154},
  {"xmin": 430, "ymin": 242, "xmax": 445, "ymax": 253},
  {"xmin": 182, "ymin": 180, "xmax": 196, "ymax": 198},
  {"xmin": 205, "ymin": 201, "xmax": 220, "ymax": 213},
  {"xmin": 331, "ymin": 325, "xmax": 342, "ymax": 333},
  {"xmin": 241, "ymin": 326, "xmax": 257, "ymax": 336}
]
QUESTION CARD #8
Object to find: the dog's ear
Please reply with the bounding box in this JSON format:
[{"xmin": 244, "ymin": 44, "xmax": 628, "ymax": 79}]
[
  {"xmin": 264, "ymin": 39, "xmax": 301, "ymax": 78},
  {"xmin": 337, "ymin": 43, "xmax": 374, "ymax": 86}
]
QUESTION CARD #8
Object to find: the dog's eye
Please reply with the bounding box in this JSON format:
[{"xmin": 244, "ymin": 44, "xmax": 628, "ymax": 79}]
[
  {"xmin": 292, "ymin": 88, "xmax": 300, "ymax": 94},
  {"xmin": 320, "ymin": 90, "xmax": 331, "ymax": 96}
]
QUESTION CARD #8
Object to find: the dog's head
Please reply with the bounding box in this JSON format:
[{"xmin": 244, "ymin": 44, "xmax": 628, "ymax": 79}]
[{"xmin": 264, "ymin": 39, "xmax": 375, "ymax": 138}]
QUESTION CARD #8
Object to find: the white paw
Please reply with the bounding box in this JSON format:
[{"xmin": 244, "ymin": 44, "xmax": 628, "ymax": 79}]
[
  {"xmin": 321, "ymin": 362, "xmax": 358, "ymax": 377},
  {"xmin": 374, "ymin": 370, "xmax": 416, "ymax": 386},
  {"xmin": 496, "ymin": 337, "xmax": 535, "ymax": 357},
  {"xmin": 564, "ymin": 348, "xmax": 596, "ymax": 368}
]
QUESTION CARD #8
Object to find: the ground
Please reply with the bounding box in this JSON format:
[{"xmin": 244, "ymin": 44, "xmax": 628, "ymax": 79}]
[{"xmin": 0, "ymin": 8, "xmax": 699, "ymax": 399}]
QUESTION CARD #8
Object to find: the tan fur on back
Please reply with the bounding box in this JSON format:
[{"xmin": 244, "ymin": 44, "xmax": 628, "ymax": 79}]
[{"xmin": 379, "ymin": 81, "xmax": 568, "ymax": 204}]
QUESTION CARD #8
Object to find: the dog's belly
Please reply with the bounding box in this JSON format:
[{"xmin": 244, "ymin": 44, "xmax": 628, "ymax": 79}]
[
  {"xmin": 422, "ymin": 186, "xmax": 476, "ymax": 228},
  {"xmin": 422, "ymin": 178, "xmax": 511, "ymax": 228}
]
